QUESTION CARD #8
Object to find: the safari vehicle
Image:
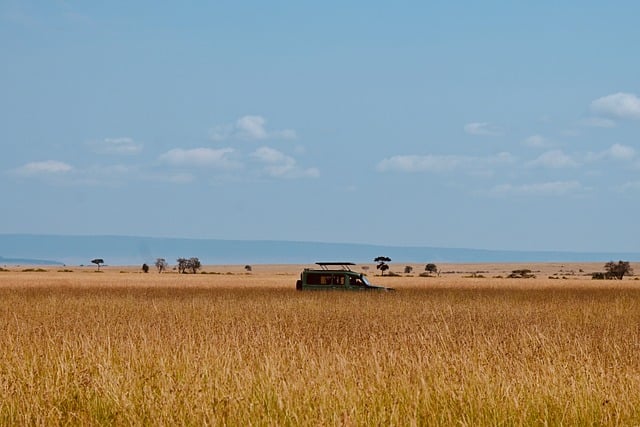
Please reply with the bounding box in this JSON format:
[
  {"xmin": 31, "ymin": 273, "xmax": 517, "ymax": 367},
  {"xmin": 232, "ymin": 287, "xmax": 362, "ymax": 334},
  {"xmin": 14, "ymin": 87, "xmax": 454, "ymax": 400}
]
[{"xmin": 296, "ymin": 262, "xmax": 394, "ymax": 291}]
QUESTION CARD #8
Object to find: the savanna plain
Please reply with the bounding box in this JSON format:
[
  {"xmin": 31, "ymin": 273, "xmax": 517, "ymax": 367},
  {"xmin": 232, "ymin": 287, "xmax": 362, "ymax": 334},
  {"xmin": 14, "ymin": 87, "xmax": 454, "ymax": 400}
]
[{"xmin": 1, "ymin": 263, "xmax": 640, "ymax": 426}]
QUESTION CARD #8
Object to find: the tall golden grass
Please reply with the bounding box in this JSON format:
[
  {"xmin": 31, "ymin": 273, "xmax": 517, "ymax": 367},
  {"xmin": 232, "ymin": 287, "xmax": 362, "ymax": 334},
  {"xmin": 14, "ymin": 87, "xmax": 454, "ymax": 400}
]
[{"xmin": 1, "ymin": 270, "xmax": 640, "ymax": 425}]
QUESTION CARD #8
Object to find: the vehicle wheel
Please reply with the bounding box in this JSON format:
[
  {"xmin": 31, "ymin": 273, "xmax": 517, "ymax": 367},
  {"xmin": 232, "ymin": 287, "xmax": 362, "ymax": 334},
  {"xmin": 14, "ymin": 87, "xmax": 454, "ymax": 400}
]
[{"xmin": 296, "ymin": 280, "xmax": 302, "ymax": 290}]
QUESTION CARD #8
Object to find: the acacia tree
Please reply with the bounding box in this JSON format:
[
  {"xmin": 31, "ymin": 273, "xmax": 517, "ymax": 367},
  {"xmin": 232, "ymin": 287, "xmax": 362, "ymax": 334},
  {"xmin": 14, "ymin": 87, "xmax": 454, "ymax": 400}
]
[
  {"xmin": 425, "ymin": 263, "xmax": 438, "ymax": 276},
  {"xmin": 91, "ymin": 258, "xmax": 104, "ymax": 270},
  {"xmin": 177, "ymin": 257, "xmax": 201, "ymax": 274},
  {"xmin": 155, "ymin": 258, "xmax": 168, "ymax": 273},
  {"xmin": 604, "ymin": 261, "xmax": 633, "ymax": 280},
  {"xmin": 187, "ymin": 257, "xmax": 201, "ymax": 274},
  {"xmin": 374, "ymin": 256, "xmax": 391, "ymax": 276},
  {"xmin": 177, "ymin": 258, "xmax": 188, "ymax": 274}
]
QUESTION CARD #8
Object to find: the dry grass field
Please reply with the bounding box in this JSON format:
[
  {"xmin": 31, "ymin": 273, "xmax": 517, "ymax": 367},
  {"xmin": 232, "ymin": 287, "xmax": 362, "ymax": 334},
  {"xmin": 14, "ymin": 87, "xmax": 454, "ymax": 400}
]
[{"xmin": 1, "ymin": 263, "xmax": 640, "ymax": 425}]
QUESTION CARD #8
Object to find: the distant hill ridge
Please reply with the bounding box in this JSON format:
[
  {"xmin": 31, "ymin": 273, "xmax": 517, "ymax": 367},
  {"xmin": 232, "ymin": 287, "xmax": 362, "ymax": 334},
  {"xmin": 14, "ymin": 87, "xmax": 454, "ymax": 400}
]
[
  {"xmin": 0, "ymin": 234, "xmax": 639, "ymax": 266},
  {"xmin": 0, "ymin": 255, "xmax": 64, "ymax": 266}
]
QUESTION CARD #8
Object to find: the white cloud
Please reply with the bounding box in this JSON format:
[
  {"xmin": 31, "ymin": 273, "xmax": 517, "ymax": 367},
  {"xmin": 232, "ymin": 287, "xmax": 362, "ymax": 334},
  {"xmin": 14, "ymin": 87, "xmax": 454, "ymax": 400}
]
[
  {"xmin": 522, "ymin": 135, "xmax": 550, "ymax": 148},
  {"xmin": 14, "ymin": 160, "xmax": 73, "ymax": 176},
  {"xmin": 377, "ymin": 152, "xmax": 515, "ymax": 173},
  {"xmin": 210, "ymin": 115, "xmax": 297, "ymax": 141},
  {"xmin": 236, "ymin": 115, "xmax": 269, "ymax": 140},
  {"xmin": 251, "ymin": 146, "xmax": 292, "ymax": 165},
  {"xmin": 58, "ymin": 164, "xmax": 136, "ymax": 187},
  {"xmin": 580, "ymin": 117, "xmax": 616, "ymax": 128},
  {"xmin": 376, "ymin": 155, "xmax": 462, "ymax": 173},
  {"xmin": 607, "ymin": 143, "xmax": 636, "ymax": 161},
  {"xmin": 527, "ymin": 150, "xmax": 578, "ymax": 169},
  {"xmin": 464, "ymin": 122, "xmax": 503, "ymax": 136},
  {"xmin": 590, "ymin": 92, "xmax": 640, "ymax": 120},
  {"xmin": 585, "ymin": 144, "xmax": 636, "ymax": 162},
  {"xmin": 93, "ymin": 137, "xmax": 142, "ymax": 154},
  {"xmin": 159, "ymin": 148, "xmax": 238, "ymax": 169},
  {"xmin": 251, "ymin": 146, "xmax": 318, "ymax": 178},
  {"xmin": 490, "ymin": 181, "xmax": 582, "ymax": 197}
]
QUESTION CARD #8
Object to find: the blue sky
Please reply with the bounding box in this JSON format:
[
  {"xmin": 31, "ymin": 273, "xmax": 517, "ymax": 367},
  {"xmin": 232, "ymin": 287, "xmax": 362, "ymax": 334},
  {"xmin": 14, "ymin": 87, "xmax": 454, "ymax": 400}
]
[{"xmin": 1, "ymin": 1, "xmax": 639, "ymax": 252}]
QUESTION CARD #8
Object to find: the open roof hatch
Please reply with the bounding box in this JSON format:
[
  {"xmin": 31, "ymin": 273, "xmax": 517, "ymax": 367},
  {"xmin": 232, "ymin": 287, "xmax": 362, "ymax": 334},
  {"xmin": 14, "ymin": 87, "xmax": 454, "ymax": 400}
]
[{"xmin": 315, "ymin": 262, "xmax": 356, "ymax": 271}]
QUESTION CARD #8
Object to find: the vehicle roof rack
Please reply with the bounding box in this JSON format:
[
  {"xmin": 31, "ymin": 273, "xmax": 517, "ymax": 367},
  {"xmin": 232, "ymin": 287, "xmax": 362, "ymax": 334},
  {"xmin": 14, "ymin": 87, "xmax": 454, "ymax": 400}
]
[{"xmin": 316, "ymin": 262, "xmax": 356, "ymax": 271}]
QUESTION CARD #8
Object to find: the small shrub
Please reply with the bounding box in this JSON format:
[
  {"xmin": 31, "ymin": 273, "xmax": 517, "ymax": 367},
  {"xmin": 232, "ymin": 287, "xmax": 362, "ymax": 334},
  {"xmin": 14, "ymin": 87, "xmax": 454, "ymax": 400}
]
[
  {"xmin": 508, "ymin": 269, "xmax": 535, "ymax": 279},
  {"xmin": 387, "ymin": 271, "xmax": 401, "ymax": 277},
  {"xmin": 592, "ymin": 272, "xmax": 606, "ymax": 280},
  {"xmin": 463, "ymin": 273, "xmax": 485, "ymax": 278}
]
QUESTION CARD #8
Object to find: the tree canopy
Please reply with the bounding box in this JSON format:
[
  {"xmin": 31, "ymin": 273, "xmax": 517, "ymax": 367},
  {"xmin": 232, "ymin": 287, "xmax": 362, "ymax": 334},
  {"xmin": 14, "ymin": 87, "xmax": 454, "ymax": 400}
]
[
  {"xmin": 604, "ymin": 261, "xmax": 633, "ymax": 280},
  {"xmin": 91, "ymin": 258, "xmax": 104, "ymax": 270},
  {"xmin": 425, "ymin": 263, "xmax": 438, "ymax": 274},
  {"xmin": 155, "ymin": 258, "xmax": 168, "ymax": 273},
  {"xmin": 177, "ymin": 257, "xmax": 201, "ymax": 274},
  {"xmin": 375, "ymin": 256, "xmax": 391, "ymax": 276}
]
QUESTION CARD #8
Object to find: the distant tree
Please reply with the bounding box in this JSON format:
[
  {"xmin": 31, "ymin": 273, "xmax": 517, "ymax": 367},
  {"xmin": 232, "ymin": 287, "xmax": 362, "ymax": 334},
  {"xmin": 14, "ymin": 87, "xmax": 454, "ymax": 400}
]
[
  {"xmin": 177, "ymin": 258, "xmax": 188, "ymax": 274},
  {"xmin": 155, "ymin": 258, "xmax": 168, "ymax": 273},
  {"xmin": 377, "ymin": 263, "xmax": 389, "ymax": 275},
  {"xmin": 425, "ymin": 263, "xmax": 438, "ymax": 275},
  {"xmin": 142, "ymin": 263, "xmax": 149, "ymax": 273},
  {"xmin": 177, "ymin": 257, "xmax": 201, "ymax": 274},
  {"xmin": 604, "ymin": 261, "xmax": 633, "ymax": 280},
  {"xmin": 374, "ymin": 256, "xmax": 391, "ymax": 276},
  {"xmin": 91, "ymin": 258, "xmax": 104, "ymax": 270},
  {"xmin": 245, "ymin": 265, "xmax": 252, "ymax": 272},
  {"xmin": 187, "ymin": 257, "xmax": 201, "ymax": 274},
  {"xmin": 404, "ymin": 266, "xmax": 413, "ymax": 274}
]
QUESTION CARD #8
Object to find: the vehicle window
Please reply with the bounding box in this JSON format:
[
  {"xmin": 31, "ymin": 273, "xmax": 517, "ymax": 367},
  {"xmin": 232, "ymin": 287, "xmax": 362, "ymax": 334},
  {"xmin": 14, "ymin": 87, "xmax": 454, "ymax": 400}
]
[
  {"xmin": 306, "ymin": 273, "xmax": 344, "ymax": 285},
  {"xmin": 332, "ymin": 275, "xmax": 345, "ymax": 285},
  {"xmin": 350, "ymin": 276, "xmax": 365, "ymax": 286}
]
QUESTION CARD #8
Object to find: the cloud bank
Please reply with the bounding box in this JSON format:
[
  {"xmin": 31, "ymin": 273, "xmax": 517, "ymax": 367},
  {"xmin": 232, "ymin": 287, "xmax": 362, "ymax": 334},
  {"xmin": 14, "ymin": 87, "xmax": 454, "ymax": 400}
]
[
  {"xmin": 14, "ymin": 160, "xmax": 73, "ymax": 176},
  {"xmin": 590, "ymin": 92, "xmax": 640, "ymax": 120},
  {"xmin": 251, "ymin": 146, "xmax": 319, "ymax": 178},
  {"xmin": 159, "ymin": 148, "xmax": 238, "ymax": 169},
  {"xmin": 210, "ymin": 115, "xmax": 297, "ymax": 141}
]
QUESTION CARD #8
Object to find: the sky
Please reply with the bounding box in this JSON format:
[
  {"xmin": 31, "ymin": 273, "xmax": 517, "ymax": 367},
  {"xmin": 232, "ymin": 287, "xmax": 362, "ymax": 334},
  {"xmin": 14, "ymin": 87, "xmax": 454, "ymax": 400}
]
[{"xmin": 1, "ymin": 1, "xmax": 639, "ymax": 253}]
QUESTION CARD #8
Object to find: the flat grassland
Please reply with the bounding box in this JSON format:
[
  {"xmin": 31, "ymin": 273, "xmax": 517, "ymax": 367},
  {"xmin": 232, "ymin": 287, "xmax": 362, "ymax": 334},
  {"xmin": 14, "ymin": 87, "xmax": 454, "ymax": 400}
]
[{"xmin": 1, "ymin": 263, "xmax": 640, "ymax": 425}]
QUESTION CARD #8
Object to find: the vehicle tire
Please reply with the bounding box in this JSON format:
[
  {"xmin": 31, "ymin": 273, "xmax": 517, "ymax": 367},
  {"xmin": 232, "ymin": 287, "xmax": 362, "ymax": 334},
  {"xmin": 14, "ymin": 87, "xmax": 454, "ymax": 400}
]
[{"xmin": 296, "ymin": 280, "xmax": 302, "ymax": 290}]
